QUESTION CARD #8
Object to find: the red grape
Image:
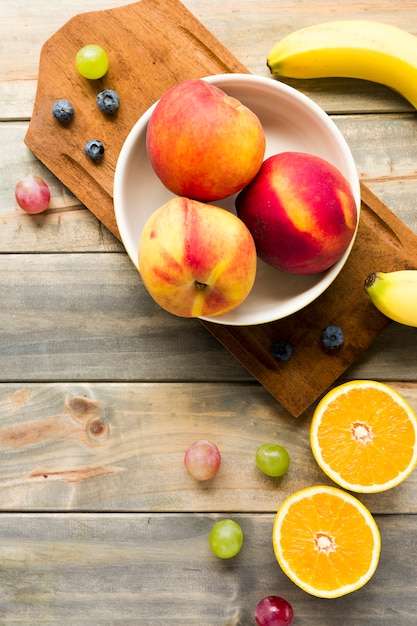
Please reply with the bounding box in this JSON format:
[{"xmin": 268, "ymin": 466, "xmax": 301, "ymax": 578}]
[
  {"xmin": 254, "ymin": 595, "xmax": 294, "ymax": 626},
  {"xmin": 15, "ymin": 175, "xmax": 50, "ymax": 214},
  {"xmin": 184, "ymin": 439, "xmax": 221, "ymax": 481}
]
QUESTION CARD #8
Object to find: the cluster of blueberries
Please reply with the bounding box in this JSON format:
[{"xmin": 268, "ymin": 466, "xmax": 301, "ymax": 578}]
[
  {"xmin": 271, "ymin": 325, "xmax": 344, "ymax": 362},
  {"xmin": 52, "ymin": 89, "xmax": 119, "ymax": 161}
]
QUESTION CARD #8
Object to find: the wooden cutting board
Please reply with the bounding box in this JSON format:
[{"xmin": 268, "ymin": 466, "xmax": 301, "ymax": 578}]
[{"xmin": 25, "ymin": 0, "xmax": 417, "ymax": 417}]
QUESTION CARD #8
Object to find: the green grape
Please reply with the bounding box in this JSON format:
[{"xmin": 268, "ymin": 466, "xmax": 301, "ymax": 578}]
[
  {"xmin": 209, "ymin": 519, "xmax": 243, "ymax": 559},
  {"xmin": 75, "ymin": 44, "xmax": 109, "ymax": 79},
  {"xmin": 256, "ymin": 443, "xmax": 290, "ymax": 477}
]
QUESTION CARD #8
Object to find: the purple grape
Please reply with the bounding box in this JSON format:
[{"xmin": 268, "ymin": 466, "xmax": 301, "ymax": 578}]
[
  {"xmin": 184, "ymin": 440, "xmax": 221, "ymax": 481},
  {"xmin": 254, "ymin": 595, "xmax": 294, "ymax": 626},
  {"xmin": 15, "ymin": 175, "xmax": 50, "ymax": 214}
]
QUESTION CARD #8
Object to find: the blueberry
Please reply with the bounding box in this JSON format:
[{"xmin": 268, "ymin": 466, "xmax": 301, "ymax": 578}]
[
  {"xmin": 52, "ymin": 99, "xmax": 74, "ymax": 123},
  {"xmin": 271, "ymin": 339, "xmax": 293, "ymax": 362},
  {"xmin": 96, "ymin": 89, "xmax": 119, "ymax": 114},
  {"xmin": 85, "ymin": 139, "xmax": 104, "ymax": 161},
  {"xmin": 321, "ymin": 325, "xmax": 344, "ymax": 350}
]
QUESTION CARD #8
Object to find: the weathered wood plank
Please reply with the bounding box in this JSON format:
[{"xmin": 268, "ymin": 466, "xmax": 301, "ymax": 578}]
[
  {"xmin": 0, "ymin": 512, "xmax": 415, "ymax": 624},
  {"xmin": 1, "ymin": 1, "xmax": 417, "ymax": 119},
  {"xmin": 0, "ymin": 382, "xmax": 416, "ymax": 514},
  {"xmin": 1, "ymin": 252, "xmax": 417, "ymax": 383},
  {"xmin": 0, "ymin": 252, "xmax": 247, "ymax": 381},
  {"xmin": 344, "ymin": 324, "xmax": 417, "ymax": 381},
  {"xmin": 2, "ymin": 112, "xmax": 417, "ymax": 253},
  {"xmin": 0, "ymin": 122, "xmax": 121, "ymax": 252},
  {"xmin": 1, "ymin": 1, "xmax": 417, "ymax": 623},
  {"xmin": 0, "ymin": 0, "xmax": 129, "ymax": 117},
  {"xmin": 1, "ymin": 1, "xmax": 416, "ymax": 623},
  {"xmin": 1, "ymin": 250, "xmax": 417, "ymax": 383}
]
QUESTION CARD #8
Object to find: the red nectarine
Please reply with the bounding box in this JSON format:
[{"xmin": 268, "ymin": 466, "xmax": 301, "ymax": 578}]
[{"xmin": 235, "ymin": 152, "xmax": 358, "ymax": 274}]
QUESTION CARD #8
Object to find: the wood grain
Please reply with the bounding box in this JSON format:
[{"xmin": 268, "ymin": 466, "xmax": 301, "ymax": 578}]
[
  {"xmin": 24, "ymin": 0, "xmax": 248, "ymax": 237},
  {"xmin": 23, "ymin": 0, "xmax": 417, "ymax": 416},
  {"xmin": 2, "ymin": 1, "xmax": 417, "ymax": 623},
  {"xmin": 3, "ymin": 115, "xmax": 417, "ymax": 252},
  {"xmin": 203, "ymin": 182, "xmax": 417, "ymax": 415},
  {"xmin": 0, "ymin": 512, "xmax": 416, "ymax": 625},
  {"xmin": 0, "ymin": 382, "xmax": 416, "ymax": 514},
  {"xmin": 2, "ymin": 0, "xmax": 416, "ymax": 119},
  {"xmin": 1, "ymin": 250, "xmax": 417, "ymax": 384}
]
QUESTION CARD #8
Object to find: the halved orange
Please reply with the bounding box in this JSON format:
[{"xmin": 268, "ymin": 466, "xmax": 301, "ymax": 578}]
[
  {"xmin": 310, "ymin": 380, "xmax": 417, "ymax": 493},
  {"xmin": 272, "ymin": 485, "xmax": 381, "ymax": 598}
]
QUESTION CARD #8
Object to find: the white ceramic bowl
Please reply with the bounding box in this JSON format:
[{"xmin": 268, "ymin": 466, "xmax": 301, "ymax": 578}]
[{"xmin": 114, "ymin": 73, "xmax": 360, "ymax": 326}]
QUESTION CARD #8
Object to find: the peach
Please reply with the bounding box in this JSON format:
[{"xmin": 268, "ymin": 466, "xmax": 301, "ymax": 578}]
[
  {"xmin": 138, "ymin": 197, "xmax": 257, "ymax": 318},
  {"xmin": 146, "ymin": 78, "xmax": 266, "ymax": 201},
  {"xmin": 235, "ymin": 152, "xmax": 358, "ymax": 274}
]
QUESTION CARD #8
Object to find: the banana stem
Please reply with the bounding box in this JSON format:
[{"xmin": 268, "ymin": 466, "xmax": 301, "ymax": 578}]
[{"xmin": 364, "ymin": 272, "xmax": 377, "ymax": 289}]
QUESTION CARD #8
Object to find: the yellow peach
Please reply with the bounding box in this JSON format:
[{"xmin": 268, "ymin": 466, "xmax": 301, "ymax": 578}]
[
  {"xmin": 146, "ymin": 79, "xmax": 265, "ymax": 202},
  {"xmin": 138, "ymin": 197, "xmax": 257, "ymax": 317}
]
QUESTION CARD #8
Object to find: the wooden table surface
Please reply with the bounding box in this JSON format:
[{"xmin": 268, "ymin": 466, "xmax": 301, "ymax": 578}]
[{"xmin": 1, "ymin": 0, "xmax": 417, "ymax": 623}]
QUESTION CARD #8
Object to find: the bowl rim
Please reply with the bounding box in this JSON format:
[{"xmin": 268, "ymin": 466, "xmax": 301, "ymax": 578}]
[{"xmin": 114, "ymin": 73, "xmax": 361, "ymax": 326}]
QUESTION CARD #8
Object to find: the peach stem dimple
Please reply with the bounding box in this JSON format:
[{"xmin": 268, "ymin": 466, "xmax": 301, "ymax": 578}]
[{"xmin": 351, "ymin": 421, "xmax": 374, "ymax": 444}]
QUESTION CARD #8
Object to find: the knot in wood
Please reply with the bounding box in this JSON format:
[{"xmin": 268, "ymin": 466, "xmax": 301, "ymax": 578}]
[{"xmin": 86, "ymin": 417, "xmax": 109, "ymax": 443}]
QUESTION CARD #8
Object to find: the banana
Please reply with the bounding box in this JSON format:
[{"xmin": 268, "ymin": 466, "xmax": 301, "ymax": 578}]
[
  {"xmin": 364, "ymin": 270, "xmax": 417, "ymax": 327},
  {"xmin": 266, "ymin": 21, "xmax": 417, "ymax": 109}
]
